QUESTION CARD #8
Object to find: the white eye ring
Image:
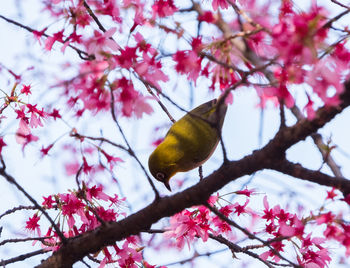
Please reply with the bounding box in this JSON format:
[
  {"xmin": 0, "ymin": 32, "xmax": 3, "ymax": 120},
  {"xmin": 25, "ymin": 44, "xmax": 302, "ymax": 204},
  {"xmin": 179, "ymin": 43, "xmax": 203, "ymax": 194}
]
[{"xmin": 156, "ymin": 172, "xmax": 165, "ymax": 180}]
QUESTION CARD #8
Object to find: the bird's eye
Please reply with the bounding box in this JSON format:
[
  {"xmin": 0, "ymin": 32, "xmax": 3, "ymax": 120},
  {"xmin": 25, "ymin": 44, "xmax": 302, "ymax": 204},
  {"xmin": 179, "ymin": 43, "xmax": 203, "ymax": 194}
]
[{"xmin": 156, "ymin": 172, "xmax": 165, "ymax": 180}]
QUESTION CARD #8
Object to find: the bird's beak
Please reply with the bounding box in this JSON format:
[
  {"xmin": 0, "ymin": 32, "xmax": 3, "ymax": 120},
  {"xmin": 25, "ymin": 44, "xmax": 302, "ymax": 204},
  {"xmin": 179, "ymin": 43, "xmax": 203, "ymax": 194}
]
[{"xmin": 164, "ymin": 181, "xmax": 172, "ymax": 191}]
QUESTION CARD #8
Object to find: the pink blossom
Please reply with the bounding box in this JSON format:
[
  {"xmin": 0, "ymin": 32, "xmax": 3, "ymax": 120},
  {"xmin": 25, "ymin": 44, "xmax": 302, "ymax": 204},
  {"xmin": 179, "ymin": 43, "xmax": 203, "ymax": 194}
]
[
  {"xmin": 301, "ymin": 234, "xmax": 326, "ymax": 249},
  {"xmin": 32, "ymin": 28, "xmax": 47, "ymax": 45},
  {"xmin": 99, "ymin": 247, "xmax": 112, "ymax": 268},
  {"xmin": 45, "ymin": 30, "xmax": 64, "ymax": 51},
  {"xmin": 212, "ymin": 0, "xmax": 229, "ymax": 11},
  {"xmin": 40, "ymin": 144, "xmax": 54, "ymax": 158},
  {"xmin": 164, "ymin": 208, "xmax": 212, "ymax": 249},
  {"xmin": 152, "ymin": 0, "xmax": 178, "ymax": 18},
  {"xmin": 21, "ymin": 84, "xmax": 31, "ymax": 95},
  {"xmin": 109, "ymin": 194, "xmax": 126, "ymax": 208},
  {"xmin": 115, "ymin": 241, "xmax": 142, "ymax": 268},
  {"xmin": 114, "ymin": 46, "xmax": 137, "ymax": 68},
  {"xmin": 233, "ymin": 199, "xmax": 250, "ymax": 216},
  {"xmin": 86, "ymin": 27, "xmax": 119, "ymax": 60},
  {"xmin": 254, "ymin": 86, "xmax": 279, "ymax": 108},
  {"xmin": 15, "ymin": 117, "xmax": 38, "ymax": 147},
  {"xmin": 86, "ymin": 185, "xmax": 110, "ymax": 201},
  {"xmin": 114, "ymin": 77, "xmax": 155, "ymax": 118},
  {"xmin": 262, "ymin": 196, "xmax": 275, "ymax": 222},
  {"xmin": 271, "ymin": 6, "xmax": 328, "ymax": 64},
  {"xmin": 48, "ymin": 109, "xmax": 62, "ymax": 120},
  {"xmin": 279, "ymin": 222, "xmax": 296, "ymax": 236},
  {"xmin": 68, "ymin": 5, "xmax": 91, "ymax": 28},
  {"xmin": 173, "ymin": 50, "xmax": 202, "ymax": 82},
  {"xmin": 207, "ymin": 193, "xmax": 219, "ymax": 206},
  {"xmin": 25, "ymin": 214, "xmax": 41, "ymax": 237},
  {"xmin": 15, "ymin": 105, "xmax": 28, "ymax": 122},
  {"xmin": 42, "ymin": 195, "xmax": 55, "ymax": 209},
  {"xmin": 300, "ymin": 248, "xmax": 331, "ymax": 268},
  {"xmin": 82, "ymin": 156, "xmax": 93, "ymax": 174},
  {"xmin": 236, "ymin": 188, "xmax": 256, "ymax": 197},
  {"xmin": 198, "ymin": 11, "xmax": 216, "ymax": 23},
  {"xmin": 0, "ymin": 137, "xmax": 7, "ymax": 154},
  {"xmin": 79, "ymin": 211, "xmax": 100, "ymax": 232},
  {"xmin": 306, "ymin": 59, "xmax": 344, "ymax": 105},
  {"xmin": 96, "ymin": 207, "xmax": 117, "ymax": 221},
  {"xmin": 96, "ymin": 0, "xmax": 121, "ymax": 22},
  {"xmin": 316, "ymin": 212, "xmax": 335, "ymax": 225},
  {"xmin": 260, "ymin": 241, "xmax": 285, "ymax": 262},
  {"xmin": 60, "ymin": 193, "xmax": 86, "ymax": 229},
  {"xmin": 134, "ymin": 52, "xmax": 169, "ymax": 88},
  {"xmin": 65, "ymin": 161, "xmax": 80, "ymax": 176},
  {"xmin": 101, "ymin": 150, "xmax": 123, "ymax": 170},
  {"xmin": 133, "ymin": 96, "xmax": 154, "ymax": 118},
  {"xmin": 325, "ymin": 188, "xmax": 338, "ymax": 200},
  {"xmin": 303, "ymin": 94, "xmax": 316, "ymax": 119},
  {"xmin": 332, "ymin": 41, "xmax": 350, "ymax": 66}
]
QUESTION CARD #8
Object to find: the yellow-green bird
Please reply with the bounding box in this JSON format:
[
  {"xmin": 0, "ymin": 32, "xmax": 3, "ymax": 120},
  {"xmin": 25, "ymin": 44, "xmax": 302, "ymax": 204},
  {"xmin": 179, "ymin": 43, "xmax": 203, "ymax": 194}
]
[{"xmin": 148, "ymin": 97, "xmax": 228, "ymax": 191}]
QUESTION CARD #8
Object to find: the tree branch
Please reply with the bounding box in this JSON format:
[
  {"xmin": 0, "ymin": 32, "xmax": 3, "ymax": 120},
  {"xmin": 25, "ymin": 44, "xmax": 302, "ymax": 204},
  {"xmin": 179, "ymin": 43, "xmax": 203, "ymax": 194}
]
[
  {"xmin": 270, "ymin": 159, "xmax": 350, "ymax": 196},
  {"xmin": 290, "ymin": 105, "xmax": 343, "ymax": 178},
  {"xmin": 209, "ymin": 234, "xmax": 287, "ymax": 268},
  {"xmin": 0, "ymin": 14, "xmax": 93, "ymax": 60},
  {"xmin": 0, "ymin": 249, "xmax": 47, "ymax": 266}
]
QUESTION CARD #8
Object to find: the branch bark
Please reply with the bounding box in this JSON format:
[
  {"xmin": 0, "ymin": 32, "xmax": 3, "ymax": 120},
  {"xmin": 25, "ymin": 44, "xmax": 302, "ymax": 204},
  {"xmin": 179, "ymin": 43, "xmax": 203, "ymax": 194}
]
[{"xmin": 270, "ymin": 159, "xmax": 350, "ymax": 195}]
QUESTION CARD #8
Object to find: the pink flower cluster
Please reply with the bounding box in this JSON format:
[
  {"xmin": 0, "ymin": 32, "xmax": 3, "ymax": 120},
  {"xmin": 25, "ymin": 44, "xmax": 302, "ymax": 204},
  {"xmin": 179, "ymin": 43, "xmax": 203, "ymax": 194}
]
[
  {"xmin": 163, "ymin": 189, "xmax": 350, "ymax": 268},
  {"xmin": 164, "ymin": 189, "xmax": 255, "ymax": 249},
  {"xmin": 26, "ymin": 185, "xmax": 158, "ymax": 266}
]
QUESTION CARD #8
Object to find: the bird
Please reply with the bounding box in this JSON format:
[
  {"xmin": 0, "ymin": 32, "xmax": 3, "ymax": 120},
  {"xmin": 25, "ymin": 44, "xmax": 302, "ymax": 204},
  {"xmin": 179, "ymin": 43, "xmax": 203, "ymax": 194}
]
[{"xmin": 148, "ymin": 97, "xmax": 228, "ymax": 191}]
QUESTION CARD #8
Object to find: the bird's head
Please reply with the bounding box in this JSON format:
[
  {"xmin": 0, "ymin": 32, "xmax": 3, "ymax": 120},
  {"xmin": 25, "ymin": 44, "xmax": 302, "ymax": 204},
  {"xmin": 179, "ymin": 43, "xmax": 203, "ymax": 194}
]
[{"xmin": 148, "ymin": 149, "xmax": 177, "ymax": 191}]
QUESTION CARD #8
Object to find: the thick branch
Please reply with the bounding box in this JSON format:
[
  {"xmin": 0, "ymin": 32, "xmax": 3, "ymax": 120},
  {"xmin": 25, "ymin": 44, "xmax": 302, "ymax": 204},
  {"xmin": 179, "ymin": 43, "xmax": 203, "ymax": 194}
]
[
  {"xmin": 290, "ymin": 106, "xmax": 343, "ymax": 177},
  {"xmin": 270, "ymin": 159, "xmax": 350, "ymax": 196}
]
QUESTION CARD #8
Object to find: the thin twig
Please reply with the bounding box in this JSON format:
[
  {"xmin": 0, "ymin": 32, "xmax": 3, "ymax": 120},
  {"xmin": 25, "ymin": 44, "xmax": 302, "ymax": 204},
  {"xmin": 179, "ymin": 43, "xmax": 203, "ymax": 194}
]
[
  {"xmin": 83, "ymin": 1, "xmax": 107, "ymax": 33},
  {"xmin": 209, "ymin": 234, "xmax": 286, "ymax": 268},
  {"xmin": 108, "ymin": 87, "xmax": 160, "ymax": 199},
  {"xmin": 164, "ymin": 248, "xmax": 228, "ymax": 267},
  {"xmin": 83, "ymin": 1, "xmax": 118, "ymax": 43},
  {"xmin": 0, "ymin": 157, "xmax": 66, "ymax": 243},
  {"xmin": 71, "ymin": 133, "xmax": 130, "ymax": 153},
  {"xmin": 0, "ymin": 14, "xmax": 93, "ymax": 60},
  {"xmin": 198, "ymin": 165, "xmax": 203, "ymax": 180},
  {"xmin": 0, "ymin": 236, "xmax": 53, "ymax": 246},
  {"xmin": 331, "ymin": 0, "xmax": 350, "ymax": 9},
  {"xmin": 80, "ymin": 258, "xmax": 92, "ymax": 268},
  {"xmin": 144, "ymin": 84, "xmax": 176, "ymax": 123},
  {"xmin": 322, "ymin": 8, "xmax": 350, "ymax": 30},
  {"xmin": 0, "ymin": 249, "xmax": 47, "ymax": 266},
  {"xmin": 0, "ymin": 205, "xmax": 36, "ymax": 219}
]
